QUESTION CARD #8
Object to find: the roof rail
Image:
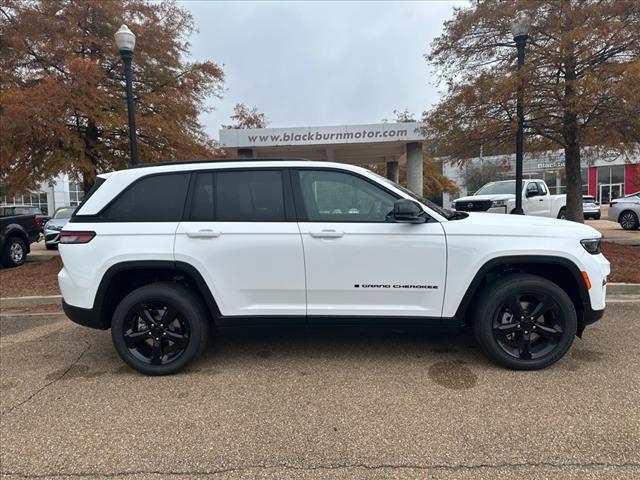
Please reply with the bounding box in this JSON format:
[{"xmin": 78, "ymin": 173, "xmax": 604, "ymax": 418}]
[{"xmin": 129, "ymin": 157, "xmax": 312, "ymax": 169}]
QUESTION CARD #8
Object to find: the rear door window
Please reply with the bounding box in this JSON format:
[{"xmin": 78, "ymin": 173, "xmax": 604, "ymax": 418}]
[{"xmin": 190, "ymin": 170, "xmax": 285, "ymax": 222}]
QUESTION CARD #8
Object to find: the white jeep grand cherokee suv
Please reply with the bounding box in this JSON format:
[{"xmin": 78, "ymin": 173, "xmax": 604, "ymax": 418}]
[{"xmin": 59, "ymin": 160, "xmax": 609, "ymax": 375}]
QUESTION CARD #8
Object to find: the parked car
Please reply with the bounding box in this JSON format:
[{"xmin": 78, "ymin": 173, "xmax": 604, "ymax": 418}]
[
  {"xmin": 0, "ymin": 205, "xmax": 50, "ymax": 232},
  {"xmin": 58, "ymin": 160, "xmax": 609, "ymax": 375},
  {"xmin": 582, "ymin": 195, "xmax": 601, "ymax": 220},
  {"xmin": 0, "ymin": 212, "xmax": 41, "ymax": 267},
  {"xmin": 44, "ymin": 206, "xmax": 75, "ymax": 249},
  {"xmin": 452, "ymin": 179, "xmax": 568, "ymax": 218},
  {"xmin": 608, "ymin": 192, "xmax": 640, "ymax": 230}
]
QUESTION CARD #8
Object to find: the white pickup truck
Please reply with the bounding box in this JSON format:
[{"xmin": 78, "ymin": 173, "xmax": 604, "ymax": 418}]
[{"xmin": 453, "ymin": 179, "xmax": 568, "ymax": 218}]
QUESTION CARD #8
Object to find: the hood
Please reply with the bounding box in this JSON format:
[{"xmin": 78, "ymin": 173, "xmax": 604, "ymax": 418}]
[
  {"xmin": 46, "ymin": 217, "xmax": 70, "ymax": 229},
  {"xmin": 444, "ymin": 211, "xmax": 601, "ymax": 239},
  {"xmin": 455, "ymin": 194, "xmax": 515, "ymax": 203}
]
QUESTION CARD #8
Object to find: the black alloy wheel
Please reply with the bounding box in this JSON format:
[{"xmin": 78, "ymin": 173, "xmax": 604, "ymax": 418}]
[
  {"xmin": 491, "ymin": 292, "xmax": 564, "ymax": 361},
  {"xmin": 123, "ymin": 303, "xmax": 190, "ymax": 366},
  {"xmin": 111, "ymin": 283, "xmax": 209, "ymax": 375},
  {"xmin": 473, "ymin": 274, "xmax": 577, "ymax": 370}
]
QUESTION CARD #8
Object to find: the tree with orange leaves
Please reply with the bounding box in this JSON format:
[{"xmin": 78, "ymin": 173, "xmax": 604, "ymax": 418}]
[
  {"xmin": 425, "ymin": 0, "xmax": 640, "ymax": 222},
  {"xmin": 0, "ymin": 0, "xmax": 225, "ymax": 192}
]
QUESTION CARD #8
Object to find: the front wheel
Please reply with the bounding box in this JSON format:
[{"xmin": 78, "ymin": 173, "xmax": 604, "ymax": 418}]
[
  {"xmin": 619, "ymin": 210, "xmax": 639, "ymax": 230},
  {"xmin": 111, "ymin": 282, "xmax": 210, "ymax": 375},
  {"xmin": 473, "ymin": 274, "xmax": 577, "ymax": 370}
]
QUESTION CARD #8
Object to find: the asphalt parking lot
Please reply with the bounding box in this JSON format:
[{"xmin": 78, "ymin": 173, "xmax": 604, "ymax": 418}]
[{"xmin": 1, "ymin": 302, "xmax": 639, "ymax": 480}]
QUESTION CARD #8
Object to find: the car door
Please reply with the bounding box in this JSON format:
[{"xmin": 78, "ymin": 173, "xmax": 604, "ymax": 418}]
[
  {"xmin": 523, "ymin": 182, "xmax": 539, "ymax": 215},
  {"xmin": 533, "ymin": 181, "xmax": 552, "ymax": 216},
  {"xmin": 174, "ymin": 168, "xmax": 306, "ymax": 319},
  {"xmin": 292, "ymin": 168, "xmax": 447, "ymax": 320}
]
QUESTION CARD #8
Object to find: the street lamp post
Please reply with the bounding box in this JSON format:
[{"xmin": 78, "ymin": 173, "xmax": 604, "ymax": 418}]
[
  {"xmin": 510, "ymin": 13, "xmax": 531, "ymax": 215},
  {"xmin": 114, "ymin": 24, "xmax": 138, "ymax": 167}
]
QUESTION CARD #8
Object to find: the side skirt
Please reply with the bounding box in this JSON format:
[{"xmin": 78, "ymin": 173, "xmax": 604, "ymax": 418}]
[{"xmin": 215, "ymin": 315, "xmax": 463, "ymax": 329}]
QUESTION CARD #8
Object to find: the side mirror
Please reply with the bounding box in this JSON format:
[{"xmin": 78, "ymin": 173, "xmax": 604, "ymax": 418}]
[
  {"xmin": 525, "ymin": 189, "xmax": 537, "ymax": 198},
  {"xmin": 390, "ymin": 199, "xmax": 426, "ymax": 224}
]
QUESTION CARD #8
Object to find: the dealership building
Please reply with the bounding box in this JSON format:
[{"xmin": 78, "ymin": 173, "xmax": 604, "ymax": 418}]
[
  {"xmin": 442, "ymin": 149, "xmax": 640, "ymax": 207},
  {"xmin": 219, "ymin": 122, "xmax": 427, "ymax": 195}
]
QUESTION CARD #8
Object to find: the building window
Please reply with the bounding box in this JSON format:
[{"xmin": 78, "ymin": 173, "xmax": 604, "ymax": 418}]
[
  {"xmin": 0, "ymin": 187, "xmax": 49, "ymax": 215},
  {"xmin": 69, "ymin": 182, "xmax": 85, "ymax": 206}
]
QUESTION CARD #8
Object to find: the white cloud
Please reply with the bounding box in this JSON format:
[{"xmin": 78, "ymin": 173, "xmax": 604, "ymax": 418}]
[{"xmin": 180, "ymin": 0, "xmax": 466, "ymax": 138}]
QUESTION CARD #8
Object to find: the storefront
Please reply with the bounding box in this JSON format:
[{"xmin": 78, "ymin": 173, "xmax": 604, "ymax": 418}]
[{"xmin": 443, "ymin": 149, "xmax": 640, "ymax": 206}]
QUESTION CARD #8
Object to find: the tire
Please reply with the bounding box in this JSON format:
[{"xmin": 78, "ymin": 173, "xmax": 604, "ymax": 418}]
[
  {"xmin": 557, "ymin": 207, "xmax": 566, "ymax": 220},
  {"xmin": 594, "ymin": 213, "xmax": 601, "ymax": 220},
  {"xmin": 472, "ymin": 274, "xmax": 577, "ymax": 370},
  {"xmin": 619, "ymin": 210, "xmax": 639, "ymax": 230},
  {"xmin": 111, "ymin": 282, "xmax": 210, "ymax": 375},
  {"xmin": 1, "ymin": 236, "xmax": 27, "ymax": 267},
  {"xmin": 45, "ymin": 244, "xmax": 58, "ymax": 250}
]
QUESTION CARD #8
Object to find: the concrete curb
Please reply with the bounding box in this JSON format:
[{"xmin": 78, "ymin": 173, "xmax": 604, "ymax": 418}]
[
  {"xmin": 0, "ymin": 295, "xmax": 62, "ymax": 308},
  {"xmin": 1, "ymin": 282, "xmax": 639, "ymax": 308}
]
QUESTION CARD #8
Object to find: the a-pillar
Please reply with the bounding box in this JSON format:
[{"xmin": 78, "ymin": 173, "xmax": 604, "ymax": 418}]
[
  {"xmin": 386, "ymin": 160, "xmax": 399, "ymax": 183},
  {"xmin": 406, "ymin": 142, "xmax": 423, "ymax": 196}
]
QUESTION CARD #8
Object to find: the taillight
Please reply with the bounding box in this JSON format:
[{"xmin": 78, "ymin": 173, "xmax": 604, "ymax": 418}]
[
  {"xmin": 609, "ymin": 200, "xmax": 618, "ymax": 207},
  {"xmin": 34, "ymin": 217, "xmax": 42, "ymax": 230},
  {"xmin": 59, "ymin": 230, "xmax": 96, "ymax": 244}
]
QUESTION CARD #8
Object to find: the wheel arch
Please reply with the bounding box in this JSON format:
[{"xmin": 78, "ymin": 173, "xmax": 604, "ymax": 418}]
[
  {"xmin": 618, "ymin": 208, "xmax": 639, "ymax": 223},
  {"xmin": 94, "ymin": 260, "xmax": 220, "ymax": 329},
  {"xmin": 454, "ymin": 255, "xmax": 591, "ymax": 332},
  {"xmin": 3, "ymin": 226, "xmax": 30, "ymax": 252}
]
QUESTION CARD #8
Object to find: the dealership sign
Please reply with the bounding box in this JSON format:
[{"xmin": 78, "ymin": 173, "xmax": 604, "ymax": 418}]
[{"xmin": 219, "ymin": 122, "xmax": 425, "ymax": 148}]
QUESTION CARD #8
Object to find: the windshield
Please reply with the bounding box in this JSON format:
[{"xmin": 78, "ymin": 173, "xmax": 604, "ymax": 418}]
[
  {"xmin": 53, "ymin": 207, "xmax": 74, "ymax": 219},
  {"xmin": 370, "ymin": 172, "xmax": 461, "ymax": 220},
  {"xmin": 475, "ymin": 181, "xmax": 516, "ymax": 195}
]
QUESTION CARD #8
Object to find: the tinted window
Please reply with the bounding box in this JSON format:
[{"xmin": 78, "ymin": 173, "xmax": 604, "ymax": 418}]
[
  {"xmin": 102, "ymin": 173, "xmax": 189, "ymax": 222},
  {"xmin": 190, "ymin": 172, "xmax": 215, "ymax": 221},
  {"xmin": 296, "ymin": 170, "xmax": 396, "ymax": 222},
  {"xmin": 190, "ymin": 170, "xmax": 285, "ymax": 222}
]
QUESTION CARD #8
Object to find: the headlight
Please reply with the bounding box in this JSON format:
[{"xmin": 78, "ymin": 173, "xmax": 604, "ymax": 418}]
[
  {"xmin": 491, "ymin": 200, "xmax": 507, "ymax": 207},
  {"xmin": 580, "ymin": 238, "xmax": 602, "ymax": 255}
]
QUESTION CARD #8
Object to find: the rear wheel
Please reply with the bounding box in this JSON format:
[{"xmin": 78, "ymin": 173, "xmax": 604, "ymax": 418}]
[
  {"xmin": 473, "ymin": 274, "xmax": 577, "ymax": 370},
  {"xmin": 557, "ymin": 207, "xmax": 567, "ymax": 219},
  {"xmin": 2, "ymin": 236, "xmax": 27, "ymax": 267},
  {"xmin": 111, "ymin": 282, "xmax": 210, "ymax": 375},
  {"xmin": 619, "ymin": 210, "xmax": 639, "ymax": 230}
]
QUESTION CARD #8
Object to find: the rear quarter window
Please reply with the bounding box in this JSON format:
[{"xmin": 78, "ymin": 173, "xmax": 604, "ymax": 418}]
[{"xmin": 101, "ymin": 173, "xmax": 190, "ymax": 222}]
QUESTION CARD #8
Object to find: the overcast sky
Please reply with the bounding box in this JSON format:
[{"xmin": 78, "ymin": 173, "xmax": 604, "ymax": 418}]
[{"xmin": 181, "ymin": 0, "xmax": 466, "ymax": 139}]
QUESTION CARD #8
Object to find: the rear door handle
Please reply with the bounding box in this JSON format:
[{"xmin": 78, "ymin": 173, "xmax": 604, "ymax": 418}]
[
  {"xmin": 186, "ymin": 229, "xmax": 221, "ymax": 238},
  {"xmin": 309, "ymin": 229, "xmax": 344, "ymax": 239}
]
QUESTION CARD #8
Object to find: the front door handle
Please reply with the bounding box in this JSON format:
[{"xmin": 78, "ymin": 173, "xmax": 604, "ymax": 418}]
[
  {"xmin": 309, "ymin": 229, "xmax": 344, "ymax": 239},
  {"xmin": 186, "ymin": 229, "xmax": 221, "ymax": 239}
]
